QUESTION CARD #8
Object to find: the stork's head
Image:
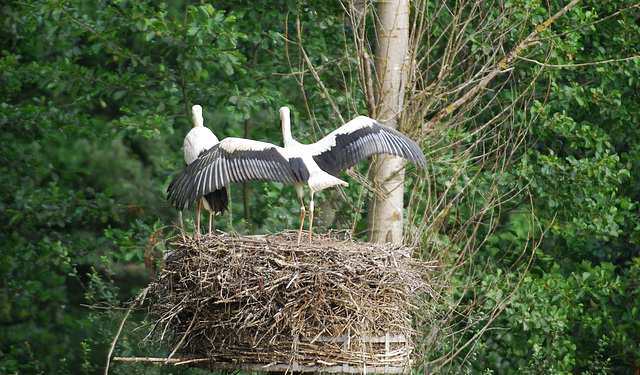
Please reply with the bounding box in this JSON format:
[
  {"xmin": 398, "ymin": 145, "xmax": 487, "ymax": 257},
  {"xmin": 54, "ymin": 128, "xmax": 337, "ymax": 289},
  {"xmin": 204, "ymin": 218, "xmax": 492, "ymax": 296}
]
[
  {"xmin": 191, "ymin": 104, "xmax": 204, "ymax": 127},
  {"xmin": 279, "ymin": 106, "xmax": 290, "ymax": 122},
  {"xmin": 279, "ymin": 106, "xmax": 291, "ymax": 133}
]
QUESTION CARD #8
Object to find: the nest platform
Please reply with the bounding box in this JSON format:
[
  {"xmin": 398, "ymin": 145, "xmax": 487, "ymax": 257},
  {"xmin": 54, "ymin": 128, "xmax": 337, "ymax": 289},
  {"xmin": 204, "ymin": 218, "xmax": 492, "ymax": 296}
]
[{"xmin": 141, "ymin": 231, "xmax": 426, "ymax": 373}]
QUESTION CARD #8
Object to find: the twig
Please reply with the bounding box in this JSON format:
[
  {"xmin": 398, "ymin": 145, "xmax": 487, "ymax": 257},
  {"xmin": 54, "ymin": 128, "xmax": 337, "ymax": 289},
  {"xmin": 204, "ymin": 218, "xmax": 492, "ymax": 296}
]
[
  {"xmin": 363, "ymin": 52, "xmax": 376, "ymax": 118},
  {"xmin": 516, "ymin": 54, "xmax": 640, "ymax": 68},
  {"xmin": 534, "ymin": 3, "xmax": 640, "ymax": 43},
  {"xmin": 295, "ymin": 18, "xmax": 345, "ymax": 124},
  {"xmin": 113, "ymin": 356, "xmax": 182, "ymax": 363},
  {"xmin": 168, "ymin": 308, "xmax": 198, "ymax": 359},
  {"xmin": 423, "ymin": 0, "xmax": 581, "ymax": 131},
  {"xmin": 105, "ymin": 287, "xmax": 149, "ymax": 375}
]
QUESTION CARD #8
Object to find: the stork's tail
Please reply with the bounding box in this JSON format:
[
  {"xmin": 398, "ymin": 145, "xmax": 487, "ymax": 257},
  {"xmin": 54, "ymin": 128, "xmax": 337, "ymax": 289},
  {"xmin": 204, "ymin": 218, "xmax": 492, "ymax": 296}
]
[
  {"xmin": 308, "ymin": 171, "xmax": 348, "ymax": 193},
  {"xmin": 202, "ymin": 188, "xmax": 229, "ymax": 216}
]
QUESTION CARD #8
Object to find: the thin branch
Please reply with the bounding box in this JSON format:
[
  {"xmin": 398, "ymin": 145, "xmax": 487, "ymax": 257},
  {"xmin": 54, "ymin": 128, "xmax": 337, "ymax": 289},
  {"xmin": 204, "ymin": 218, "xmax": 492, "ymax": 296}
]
[
  {"xmin": 363, "ymin": 51, "xmax": 377, "ymax": 118},
  {"xmin": 295, "ymin": 17, "xmax": 345, "ymax": 124},
  {"xmin": 168, "ymin": 308, "xmax": 198, "ymax": 359},
  {"xmin": 436, "ymin": 210, "xmax": 555, "ymax": 370},
  {"xmin": 534, "ymin": 2, "xmax": 640, "ymax": 43},
  {"xmin": 423, "ymin": 0, "xmax": 581, "ymax": 131},
  {"xmin": 517, "ymin": 54, "xmax": 640, "ymax": 68},
  {"xmin": 105, "ymin": 287, "xmax": 149, "ymax": 375},
  {"xmin": 112, "ymin": 357, "xmax": 181, "ymax": 364}
]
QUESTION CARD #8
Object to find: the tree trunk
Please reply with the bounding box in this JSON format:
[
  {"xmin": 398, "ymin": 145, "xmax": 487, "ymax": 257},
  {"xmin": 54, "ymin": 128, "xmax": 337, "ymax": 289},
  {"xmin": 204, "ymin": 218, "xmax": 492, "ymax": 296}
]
[{"xmin": 367, "ymin": 0, "xmax": 410, "ymax": 244}]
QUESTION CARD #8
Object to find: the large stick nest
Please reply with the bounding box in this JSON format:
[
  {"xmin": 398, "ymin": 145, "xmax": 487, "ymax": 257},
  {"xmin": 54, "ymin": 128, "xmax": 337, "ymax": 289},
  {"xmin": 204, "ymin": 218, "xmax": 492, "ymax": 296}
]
[{"xmin": 146, "ymin": 231, "xmax": 428, "ymax": 372}]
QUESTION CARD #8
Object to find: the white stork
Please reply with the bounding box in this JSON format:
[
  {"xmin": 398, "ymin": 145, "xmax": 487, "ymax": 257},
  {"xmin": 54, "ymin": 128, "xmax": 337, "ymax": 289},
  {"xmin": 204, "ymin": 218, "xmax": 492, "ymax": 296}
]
[
  {"xmin": 167, "ymin": 106, "xmax": 426, "ymax": 245},
  {"xmin": 182, "ymin": 104, "xmax": 228, "ymax": 235}
]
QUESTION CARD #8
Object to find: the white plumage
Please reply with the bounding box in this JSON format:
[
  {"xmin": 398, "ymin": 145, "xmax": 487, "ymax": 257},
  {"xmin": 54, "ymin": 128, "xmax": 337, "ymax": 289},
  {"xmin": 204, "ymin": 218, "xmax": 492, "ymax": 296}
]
[
  {"xmin": 181, "ymin": 105, "xmax": 228, "ymax": 235},
  {"xmin": 167, "ymin": 106, "xmax": 426, "ymax": 245},
  {"xmin": 184, "ymin": 105, "xmax": 219, "ymax": 164}
]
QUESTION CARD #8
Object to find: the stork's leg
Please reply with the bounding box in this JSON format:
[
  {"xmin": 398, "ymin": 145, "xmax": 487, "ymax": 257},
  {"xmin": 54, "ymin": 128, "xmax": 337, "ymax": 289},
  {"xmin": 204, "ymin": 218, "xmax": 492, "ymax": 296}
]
[
  {"xmin": 196, "ymin": 199, "xmax": 202, "ymax": 237},
  {"xmin": 208, "ymin": 210, "xmax": 213, "ymax": 236},
  {"xmin": 308, "ymin": 194, "xmax": 315, "ymax": 246},
  {"xmin": 179, "ymin": 210, "xmax": 186, "ymax": 240},
  {"xmin": 295, "ymin": 184, "xmax": 306, "ymax": 246},
  {"xmin": 297, "ymin": 195, "xmax": 306, "ymax": 246}
]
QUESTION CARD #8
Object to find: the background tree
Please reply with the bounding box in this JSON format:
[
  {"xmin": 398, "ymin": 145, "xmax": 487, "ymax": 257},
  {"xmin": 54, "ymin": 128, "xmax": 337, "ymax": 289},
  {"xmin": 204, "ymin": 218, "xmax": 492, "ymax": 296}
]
[
  {"xmin": 1, "ymin": 0, "xmax": 638, "ymax": 373},
  {"xmin": 367, "ymin": 0, "xmax": 412, "ymax": 243},
  {"xmin": 342, "ymin": 0, "xmax": 639, "ymax": 372}
]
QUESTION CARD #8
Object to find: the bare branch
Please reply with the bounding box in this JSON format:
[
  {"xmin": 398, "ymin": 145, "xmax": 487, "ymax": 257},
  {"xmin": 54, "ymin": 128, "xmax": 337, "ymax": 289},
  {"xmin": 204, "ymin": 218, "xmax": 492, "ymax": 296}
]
[
  {"xmin": 423, "ymin": 0, "xmax": 581, "ymax": 131},
  {"xmin": 535, "ymin": 2, "xmax": 640, "ymax": 43},
  {"xmin": 517, "ymin": 54, "xmax": 640, "ymax": 68},
  {"xmin": 295, "ymin": 17, "xmax": 345, "ymax": 124}
]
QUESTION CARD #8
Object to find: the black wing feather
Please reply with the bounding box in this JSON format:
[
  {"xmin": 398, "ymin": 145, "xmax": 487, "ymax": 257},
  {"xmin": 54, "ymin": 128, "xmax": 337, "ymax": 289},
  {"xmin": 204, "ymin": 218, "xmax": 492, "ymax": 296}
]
[
  {"xmin": 313, "ymin": 120, "xmax": 426, "ymax": 176},
  {"xmin": 167, "ymin": 141, "xmax": 302, "ymax": 210}
]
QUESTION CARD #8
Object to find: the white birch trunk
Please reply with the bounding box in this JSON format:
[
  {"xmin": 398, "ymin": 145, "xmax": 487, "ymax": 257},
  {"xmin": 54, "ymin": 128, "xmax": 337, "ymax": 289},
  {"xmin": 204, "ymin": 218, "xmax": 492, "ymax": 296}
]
[{"xmin": 367, "ymin": 0, "xmax": 410, "ymax": 244}]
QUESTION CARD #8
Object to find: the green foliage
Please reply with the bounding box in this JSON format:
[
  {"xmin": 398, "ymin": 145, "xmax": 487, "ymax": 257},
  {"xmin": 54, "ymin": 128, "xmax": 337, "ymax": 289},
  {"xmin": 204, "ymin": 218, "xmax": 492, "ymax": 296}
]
[
  {"xmin": 456, "ymin": 0, "xmax": 640, "ymax": 372},
  {"xmin": 407, "ymin": 0, "xmax": 640, "ymax": 373},
  {"xmin": 1, "ymin": 0, "xmax": 355, "ymax": 372},
  {"xmin": 472, "ymin": 260, "xmax": 640, "ymax": 374},
  {"xmin": 1, "ymin": 0, "xmax": 639, "ymax": 373},
  {"xmin": 519, "ymin": 0, "xmax": 640, "ymax": 261}
]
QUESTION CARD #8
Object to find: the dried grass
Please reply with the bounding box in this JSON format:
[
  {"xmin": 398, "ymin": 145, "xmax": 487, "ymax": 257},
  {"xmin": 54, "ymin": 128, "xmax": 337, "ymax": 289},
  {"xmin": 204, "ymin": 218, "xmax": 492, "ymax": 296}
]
[{"xmin": 145, "ymin": 230, "xmax": 428, "ymax": 372}]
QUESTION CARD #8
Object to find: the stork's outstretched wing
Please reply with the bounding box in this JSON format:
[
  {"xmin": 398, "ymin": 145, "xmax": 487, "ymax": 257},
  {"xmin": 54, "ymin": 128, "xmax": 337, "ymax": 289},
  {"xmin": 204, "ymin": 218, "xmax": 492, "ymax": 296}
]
[
  {"xmin": 310, "ymin": 116, "xmax": 427, "ymax": 176},
  {"xmin": 167, "ymin": 138, "xmax": 307, "ymax": 210}
]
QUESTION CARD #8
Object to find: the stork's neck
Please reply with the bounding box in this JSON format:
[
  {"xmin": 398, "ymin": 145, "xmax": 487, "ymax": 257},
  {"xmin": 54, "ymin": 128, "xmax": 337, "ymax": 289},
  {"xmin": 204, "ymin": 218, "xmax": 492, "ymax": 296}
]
[
  {"xmin": 192, "ymin": 105, "xmax": 204, "ymax": 127},
  {"xmin": 279, "ymin": 107, "xmax": 297, "ymax": 148}
]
